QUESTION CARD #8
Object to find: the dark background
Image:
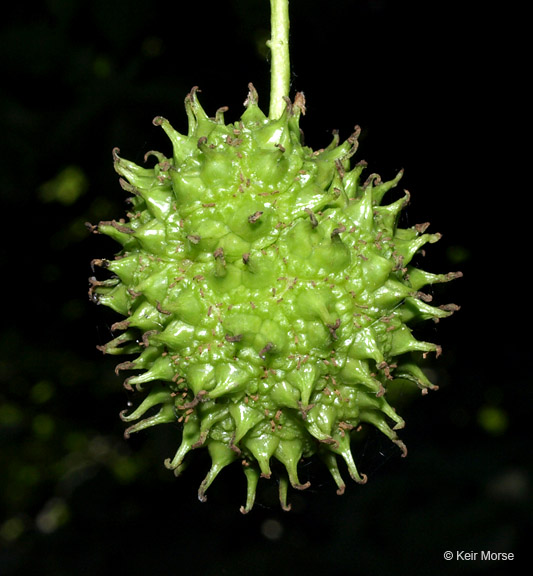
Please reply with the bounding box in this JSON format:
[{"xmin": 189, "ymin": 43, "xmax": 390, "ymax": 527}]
[{"xmin": 0, "ymin": 1, "xmax": 529, "ymax": 575}]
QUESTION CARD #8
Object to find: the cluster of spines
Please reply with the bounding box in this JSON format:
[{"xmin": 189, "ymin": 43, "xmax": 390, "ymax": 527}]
[{"xmin": 89, "ymin": 85, "xmax": 461, "ymax": 512}]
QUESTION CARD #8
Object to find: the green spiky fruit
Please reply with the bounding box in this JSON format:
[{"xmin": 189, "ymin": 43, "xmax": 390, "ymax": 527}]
[{"xmin": 89, "ymin": 85, "xmax": 460, "ymax": 512}]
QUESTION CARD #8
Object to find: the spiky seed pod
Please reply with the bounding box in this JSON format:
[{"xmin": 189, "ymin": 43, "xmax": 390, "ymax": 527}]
[{"xmin": 89, "ymin": 85, "xmax": 461, "ymax": 512}]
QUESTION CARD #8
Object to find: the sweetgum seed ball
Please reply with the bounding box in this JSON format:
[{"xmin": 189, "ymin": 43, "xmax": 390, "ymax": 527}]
[{"xmin": 89, "ymin": 86, "xmax": 461, "ymax": 512}]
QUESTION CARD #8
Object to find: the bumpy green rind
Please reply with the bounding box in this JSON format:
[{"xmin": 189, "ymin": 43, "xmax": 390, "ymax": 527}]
[{"xmin": 89, "ymin": 85, "xmax": 461, "ymax": 512}]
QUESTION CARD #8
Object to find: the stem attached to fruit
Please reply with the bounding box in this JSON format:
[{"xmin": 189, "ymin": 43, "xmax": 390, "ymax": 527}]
[{"xmin": 268, "ymin": 0, "xmax": 291, "ymax": 119}]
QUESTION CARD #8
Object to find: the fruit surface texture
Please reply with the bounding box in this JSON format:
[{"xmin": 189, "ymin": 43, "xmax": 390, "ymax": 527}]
[{"xmin": 90, "ymin": 86, "xmax": 460, "ymax": 512}]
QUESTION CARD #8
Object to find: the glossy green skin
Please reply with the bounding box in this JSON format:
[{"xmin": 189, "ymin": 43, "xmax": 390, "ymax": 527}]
[{"xmin": 90, "ymin": 86, "xmax": 460, "ymax": 512}]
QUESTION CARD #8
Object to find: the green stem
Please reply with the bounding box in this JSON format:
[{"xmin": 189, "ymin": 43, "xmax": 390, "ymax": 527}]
[{"xmin": 268, "ymin": 0, "xmax": 291, "ymax": 119}]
